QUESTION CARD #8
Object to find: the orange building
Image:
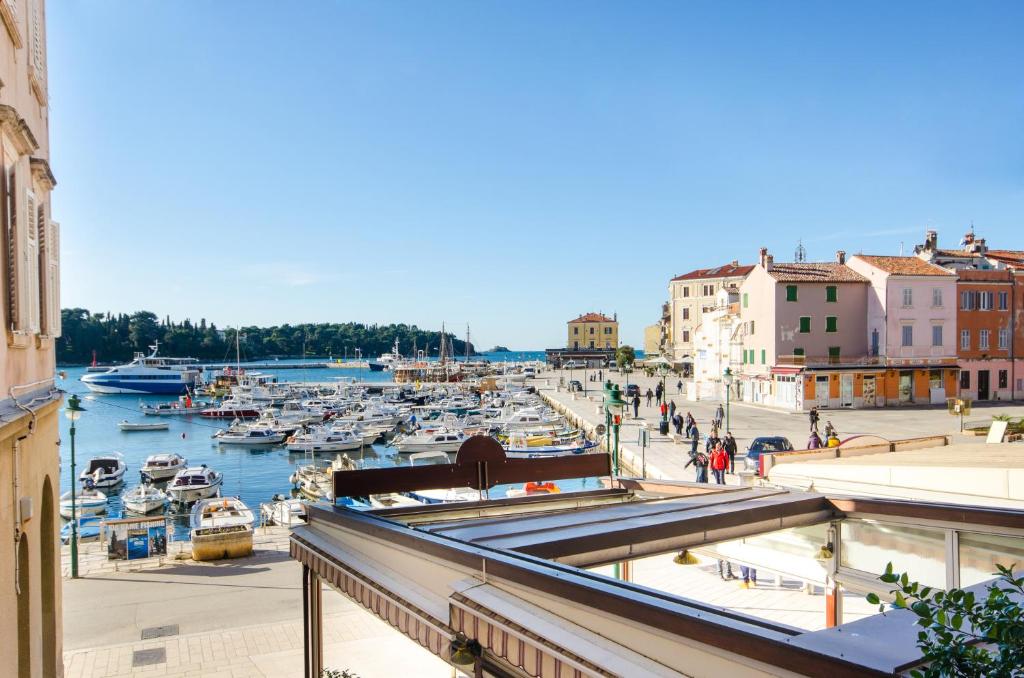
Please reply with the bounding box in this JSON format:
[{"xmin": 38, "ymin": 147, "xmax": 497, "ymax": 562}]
[{"xmin": 956, "ymin": 269, "xmax": 1023, "ymax": 400}]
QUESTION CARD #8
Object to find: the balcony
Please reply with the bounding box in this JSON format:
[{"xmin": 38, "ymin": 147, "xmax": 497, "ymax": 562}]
[{"xmin": 776, "ymin": 354, "xmax": 884, "ymax": 368}]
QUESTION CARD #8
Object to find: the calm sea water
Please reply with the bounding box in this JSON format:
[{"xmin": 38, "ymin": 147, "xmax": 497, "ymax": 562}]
[{"xmin": 56, "ymin": 352, "xmax": 598, "ymax": 536}]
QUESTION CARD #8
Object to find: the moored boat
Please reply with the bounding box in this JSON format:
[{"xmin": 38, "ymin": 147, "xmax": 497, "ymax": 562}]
[
  {"xmin": 79, "ymin": 454, "xmax": 127, "ymax": 488},
  {"xmin": 81, "ymin": 342, "xmax": 201, "ymax": 395},
  {"xmin": 59, "ymin": 488, "xmax": 107, "ymax": 519},
  {"xmin": 140, "ymin": 453, "xmax": 188, "ymax": 483},
  {"xmin": 119, "ymin": 420, "xmax": 170, "ymax": 432},
  {"xmin": 260, "ymin": 494, "xmax": 307, "ymax": 527},
  {"xmin": 190, "ymin": 497, "xmax": 254, "ymax": 561},
  {"xmin": 166, "ymin": 466, "xmax": 223, "ymax": 504},
  {"xmin": 393, "ymin": 429, "xmax": 468, "ymax": 454},
  {"xmin": 122, "ymin": 484, "xmax": 167, "ymax": 514},
  {"xmin": 213, "ymin": 426, "xmax": 286, "ymax": 445},
  {"xmin": 285, "ymin": 427, "xmax": 363, "ymax": 453}
]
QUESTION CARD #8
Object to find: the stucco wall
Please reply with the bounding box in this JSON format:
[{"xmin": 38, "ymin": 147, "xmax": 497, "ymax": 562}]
[{"xmin": 774, "ymin": 281, "xmax": 868, "ymax": 359}]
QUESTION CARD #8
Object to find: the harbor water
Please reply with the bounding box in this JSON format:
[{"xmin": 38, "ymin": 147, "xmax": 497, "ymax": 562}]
[{"xmin": 56, "ymin": 352, "xmax": 597, "ymax": 539}]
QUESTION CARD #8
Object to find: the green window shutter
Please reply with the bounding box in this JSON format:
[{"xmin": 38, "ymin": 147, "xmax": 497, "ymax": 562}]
[
  {"xmin": 742, "ymin": 293, "xmax": 748, "ymax": 308},
  {"xmin": 826, "ymin": 286, "xmax": 837, "ymax": 303},
  {"xmin": 786, "ymin": 285, "xmax": 798, "ymax": 302},
  {"xmin": 799, "ymin": 316, "xmax": 811, "ymax": 333},
  {"xmin": 828, "ymin": 346, "xmax": 840, "ymax": 358},
  {"xmin": 760, "ymin": 349, "xmax": 766, "ymax": 364},
  {"xmin": 793, "ymin": 348, "xmax": 805, "ymax": 356},
  {"xmin": 826, "ymin": 316, "xmax": 837, "ymax": 333}
]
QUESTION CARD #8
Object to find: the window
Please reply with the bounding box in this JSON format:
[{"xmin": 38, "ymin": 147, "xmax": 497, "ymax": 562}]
[
  {"xmin": 703, "ymin": 284, "xmax": 715, "ymax": 296},
  {"xmin": 681, "ymin": 330, "xmax": 690, "ymax": 342},
  {"xmin": 603, "ymin": 326, "xmax": 612, "ymax": 335},
  {"xmin": 828, "ymin": 346, "xmax": 840, "ymax": 361},
  {"xmin": 960, "ymin": 370, "xmax": 970, "ymax": 389},
  {"xmin": 999, "ymin": 328, "xmax": 1010, "ymax": 350},
  {"xmin": 589, "ymin": 327, "xmax": 594, "ymax": 335},
  {"xmin": 931, "ymin": 325, "xmax": 943, "ymax": 347},
  {"xmin": 980, "ymin": 292, "xmax": 994, "ymax": 310},
  {"xmin": 742, "ymin": 292, "xmax": 748, "ymax": 308},
  {"xmin": 999, "ymin": 370, "xmax": 1008, "ymax": 389},
  {"xmin": 3, "ymin": 162, "xmax": 17, "ymax": 330},
  {"xmin": 573, "ymin": 327, "xmax": 578, "ymax": 335},
  {"xmin": 932, "ymin": 288, "xmax": 943, "ymax": 308},
  {"xmin": 748, "ymin": 349, "xmax": 755, "ymax": 364},
  {"xmin": 901, "ymin": 325, "xmax": 913, "ymax": 347},
  {"xmin": 749, "ymin": 320, "xmax": 755, "ymax": 335},
  {"xmin": 979, "ymin": 329, "xmax": 990, "ymax": 350},
  {"xmin": 902, "ymin": 288, "xmax": 913, "ymax": 307},
  {"xmin": 793, "ymin": 347, "xmax": 805, "ymax": 356},
  {"xmin": 826, "ymin": 286, "xmax": 837, "ymax": 303},
  {"xmin": 961, "ymin": 290, "xmax": 973, "ymax": 310},
  {"xmin": 682, "ymin": 308, "xmax": 690, "ymax": 320},
  {"xmin": 786, "ymin": 285, "xmax": 798, "ymax": 302},
  {"xmin": 761, "ymin": 349, "xmax": 766, "ymax": 365},
  {"xmin": 588, "ymin": 341, "xmax": 594, "ymax": 349},
  {"xmin": 799, "ymin": 316, "xmax": 811, "ymax": 333},
  {"xmin": 573, "ymin": 341, "xmax": 579, "ymax": 349},
  {"xmin": 683, "ymin": 286, "xmax": 690, "ymax": 298},
  {"xmin": 961, "ymin": 329, "xmax": 970, "ymax": 350},
  {"xmin": 825, "ymin": 316, "xmax": 837, "ymax": 333},
  {"xmin": 998, "ymin": 292, "xmax": 1008, "ymax": 310}
]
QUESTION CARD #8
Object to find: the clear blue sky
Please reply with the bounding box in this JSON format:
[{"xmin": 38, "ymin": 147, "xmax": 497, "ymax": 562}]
[{"xmin": 49, "ymin": 1, "xmax": 1024, "ymax": 350}]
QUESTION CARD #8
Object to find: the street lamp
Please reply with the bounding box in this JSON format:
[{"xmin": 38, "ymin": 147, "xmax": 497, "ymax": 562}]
[
  {"xmin": 65, "ymin": 393, "xmax": 86, "ymax": 579},
  {"xmin": 604, "ymin": 384, "xmax": 628, "ymax": 476},
  {"xmin": 722, "ymin": 367, "xmax": 734, "ymax": 434}
]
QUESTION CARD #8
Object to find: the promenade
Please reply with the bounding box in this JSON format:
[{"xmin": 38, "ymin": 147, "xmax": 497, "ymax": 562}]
[{"xmin": 533, "ymin": 367, "xmax": 1024, "ymax": 480}]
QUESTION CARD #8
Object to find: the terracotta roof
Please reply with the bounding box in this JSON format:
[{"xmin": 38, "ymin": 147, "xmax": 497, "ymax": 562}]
[
  {"xmin": 853, "ymin": 255, "xmax": 954, "ymax": 277},
  {"xmin": 956, "ymin": 269, "xmax": 1014, "ymax": 283},
  {"xmin": 986, "ymin": 250, "xmax": 1024, "ymax": 266},
  {"xmin": 671, "ymin": 263, "xmax": 754, "ymax": 282},
  {"xmin": 569, "ymin": 312, "xmax": 615, "ymax": 324},
  {"xmin": 766, "ymin": 262, "xmax": 868, "ymax": 283}
]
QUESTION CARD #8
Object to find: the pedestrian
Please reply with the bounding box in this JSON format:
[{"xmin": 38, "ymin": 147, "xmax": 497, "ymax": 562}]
[
  {"xmin": 739, "ymin": 566, "xmax": 758, "ymax": 589},
  {"xmin": 685, "ymin": 412, "xmax": 694, "ymax": 437},
  {"xmin": 807, "ymin": 431, "xmax": 822, "ymax": 449},
  {"xmin": 645, "ymin": 388, "xmax": 653, "ymax": 407},
  {"xmin": 710, "ymin": 443, "xmax": 728, "ymax": 484},
  {"xmin": 809, "ymin": 406, "xmax": 819, "ymax": 433},
  {"xmin": 660, "ymin": 401, "xmax": 668, "ymax": 421},
  {"xmin": 672, "ymin": 413, "xmax": 683, "ymax": 435},
  {"xmin": 669, "ymin": 400, "xmax": 677, "ymax": 421},
  {"xmin": 632, "ymin": 394, "xmax": 640, "ymax": 418},
  {"xmin": 723, "ymin": 431, "xmax": 738, "ymax": 473},
  {"xmin": 690, "ymin": 425, "xmax": 700, "ymax": 456},
  {"xmin": 714, "ymin": 403, "xmax": 725, "ymax": 429},
  {"xmin": 717, "ymin": 560, "xmax": 736, "ymax": 580},
  {"xmin": 677, "ymin": 379, "xmax": 683, "ymax": 395},
  {"xmin": 824, "ymin": 420, "xmax": 836, "ymax": 439},
  {"xmin": 655, "ymin": 382, "xmax": 664, "ymax": 404},
  {"xmin": 685, "ymin": 447, "xmax": 709, "ymax": 483}
]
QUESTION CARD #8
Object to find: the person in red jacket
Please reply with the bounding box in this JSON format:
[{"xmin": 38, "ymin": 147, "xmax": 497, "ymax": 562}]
[{"xmin": 710, "ymin": 443, "xmax": 728, "ymax": 484}]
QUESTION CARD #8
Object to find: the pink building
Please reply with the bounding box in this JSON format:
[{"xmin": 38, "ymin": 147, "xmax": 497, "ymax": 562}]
[{"xmin": 847, "ymin": 256, "xmax": 959, "ymax": 405}]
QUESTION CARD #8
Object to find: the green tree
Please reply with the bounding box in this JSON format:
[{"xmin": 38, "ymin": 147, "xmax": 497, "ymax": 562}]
[
  {"xmin": 866, "ymin": 562, "xmax": 1024, "ymax": 677},
  {"xmin": 616, "ymin": 345, "xmax": 636, "ymax": 368}
]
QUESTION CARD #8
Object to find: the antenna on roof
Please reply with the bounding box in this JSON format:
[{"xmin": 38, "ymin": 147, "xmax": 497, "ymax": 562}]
[{"xmin": 795, "ymin": 239, "xmax": 806, "ymax": 263}]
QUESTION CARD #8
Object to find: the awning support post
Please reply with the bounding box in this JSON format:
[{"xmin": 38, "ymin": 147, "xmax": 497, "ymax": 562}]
[{"xmin": 304, "ymin": 565, "xmax": 323, "ymax": 678}]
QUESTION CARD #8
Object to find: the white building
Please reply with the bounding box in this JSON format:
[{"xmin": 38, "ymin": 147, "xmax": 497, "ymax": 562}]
[{"xmin": 690, "ymin": 287, "xmax": 743, "ymax": 400}]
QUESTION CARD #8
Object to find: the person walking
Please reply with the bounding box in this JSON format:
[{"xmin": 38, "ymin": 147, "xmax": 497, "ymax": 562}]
[
  {"xmin": 714, "ymin": 403, "xmax": 725, "ymax": 430},
  {"xmin": 672, "ymin": 413, "xmax": 683, "ymax": 435},
  {"xmin": 723, "ymin": 431, "xmax": 738, "ymax": 473},
  {"xmin": 660, "ymin": 401, "xmax": 668, "ymax": 422},
  {"xmin": 710, "ymin": 443, "xmax": 728, "ymax": 484},
  {"xmin": 739, "ymin": 566, "xmax": 758, "ymax": 589},
  {"xmin": 685, "ymin": 447, "xmax": 709, "ymax": 483},
  {"xmin": 645, "ymin": 388, "xmax": 654, "ymax": 407},
  {"xmin": 809, "ymin": 406, "xmax": 820, "ymax": 433},
  {"xmin": 655, "ymin": 382, "xmax": 664, "ymax": 404},
  {"xmin": 669, "ymin": 400, "xmax": 677, "ymax": 421},
  {"xmin": 717, "ymin": 560, "xmax": 736, "ymax": 580},
  {"xmin": 824, "ymin": 420, "xmax": 836, "ymax": 439},
  {"xmin": 632, "ymin": 394, "xmax": 640, "ymax": 418},
  {"xmin": 677, "ymin": 379, "xmax": 683, "ymax": 395},
  {"xmin": 684, "ymin": 412, "xmax": 695, "ymax": 437},
  {"xmin": 689, "ymin": 425, "xmax": 700, "ymax": 456}
]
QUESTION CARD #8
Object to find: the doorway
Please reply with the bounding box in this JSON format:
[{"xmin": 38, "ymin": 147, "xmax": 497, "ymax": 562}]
[
  {"xmin": 816, "ymin": 376, "xmax": 830, "ymax": 407},
  {"xmin": 899, "ymin": 372, "xmax": 913, "ymax": 403},
  {"xmin": 840, "ymin": 374, "xmax": 854, "ymax": 407},
  {"xmin": 978, "ymin": 370, "xmax": 990, "ymax": 400}
]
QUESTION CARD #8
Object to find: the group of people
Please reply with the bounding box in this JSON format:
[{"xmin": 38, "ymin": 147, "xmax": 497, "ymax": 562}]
[
  {"xmin": 807, "ymin": 407, "xmax": 841, "ymax": 448},
  {"xmin": 684, "ymin": 423, "xmax": 738, "ymax": 484}
]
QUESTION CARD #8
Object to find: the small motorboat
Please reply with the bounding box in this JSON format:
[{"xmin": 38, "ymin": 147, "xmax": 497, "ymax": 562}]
[
  {"xmin": 502, "ymin": 435, "xmax": 599, "ymax": 459},
  {"xmin": 290, "ymin": 454, "xmax": 356, "ymax": 502},
  {"xmin": 260, "ymin": 494, "xmax": 307, "ymax": 527},
  {"xmin": 393, "ymin": 429, "xmax": 467, "ymax": 454},
  {"xmin": 213, "ymin": 425, "xmax": 286, "ymax": 445},
  {"xmin": 285, "ymin": 427, "xmax": 363, "ymax": 453},
  {"xmin": 404, "ymin": 451, "xmax": 480, "ymax": 504},
  {"xmin": 61, "ymin": 516, "xmax": 102, "ymax": 544},
  {"xmin": 140, "ymin": 395, "xmax": 210, "ymax": 416},
  {"xmin": 79, "ymin": 454, "xmax": 127, "ymax": 488},
  {"xmin": 505, "ymin": 481, "xmax": 562, "ymax": 498},
  {"xmin": 165, "ymin": 466, "xmax": 224, "ymax": 504},
  {"xmin": 140, "ymin": 453, "xmax": 188, "ymax": 483},
  {"xmin": 119, "ymin": 420, "xmax": 170, "ymax": 432},
  {"xmin": 122, "ymin": 484, "xmax": 167, "ymax": 514},
  {"xmin": 59, "ymin": 488, "xmax": 107, "ymax": 519},
  {"xmin": 190, "ymin": 497, "xmax": 254, "ymax": 561}
]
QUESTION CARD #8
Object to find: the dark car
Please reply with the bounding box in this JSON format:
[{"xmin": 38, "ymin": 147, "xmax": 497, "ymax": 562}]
[
  {"xmin": 744, "ymin": 436, "xmax": 794, "ymax": 475},
  {"xmin": 625, "ymin": 384, "xmax": 641, "ymax": 398},
  {"xmin": 568, "ymin": 380, "xmax": 583, "ymax": 392}
]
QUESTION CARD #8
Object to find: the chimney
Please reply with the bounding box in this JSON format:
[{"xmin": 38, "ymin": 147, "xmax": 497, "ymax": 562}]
[
  {"xmin": 925, "ymin": 230, "xmax": 937, "ymax": 251},
  {"xmin": 975, "ymin": 238, "xmax": 988, "ymax": 254},
  {"xmin": 766, "ymin": 254, "xmax": 774, "ymax": 270},
  {"xmin": 836, "ymin": 250, "xmax": 846, "ymax": 265},
  {"xmin": 731, "ymin": 259, "xmax": 739, "ymax": 268},
  {"xmin": 759, "ymin": 247, "xmax": 769, "ymax": 268}
]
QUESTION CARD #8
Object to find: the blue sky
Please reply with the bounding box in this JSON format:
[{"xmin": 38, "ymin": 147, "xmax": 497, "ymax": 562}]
[{"xmin": 49, "ymin": 1, "xmax": 1024, "ymax": 349}]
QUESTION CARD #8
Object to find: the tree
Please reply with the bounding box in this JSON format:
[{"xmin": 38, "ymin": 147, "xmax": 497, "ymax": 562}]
[
  {"xmin": 866, "ymin": 562, "xmax": 1024, "ymax": 677},
  {"xmin": 616, "ymin": 345, "xmax": 636, "ymax": 368}
]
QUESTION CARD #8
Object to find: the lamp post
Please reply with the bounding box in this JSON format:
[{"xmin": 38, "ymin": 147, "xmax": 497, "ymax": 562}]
[
  {"xmin": 657, "ymin": 363, "xmax": 669, "ymax": 425},
  {"xmin": 722, "ymin": 367, "xmax": 734, "ymax": 434},
  {"xmin": 65, "ymin": 393, "xmax": 85, "ymax": 579},
  {"xmin": 604, "ymin": 385, "xmax": 628, "ymax": 476}
]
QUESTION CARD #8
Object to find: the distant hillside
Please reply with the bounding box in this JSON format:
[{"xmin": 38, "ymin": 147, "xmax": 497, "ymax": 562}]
[
  {"xmin": 57, "ymin": 309, "xmax": 477, "ymax": 364},
  {"xmin": 487, "ymin": 346, "xmax": 511, "ymax": 353}
]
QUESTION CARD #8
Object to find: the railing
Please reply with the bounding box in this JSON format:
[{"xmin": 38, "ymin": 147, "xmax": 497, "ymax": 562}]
[{"xmin": 776, "ymin": 354, "xmax": 885, "ymax": 368}]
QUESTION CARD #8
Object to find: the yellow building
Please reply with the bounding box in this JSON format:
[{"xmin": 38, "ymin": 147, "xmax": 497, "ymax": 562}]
[
  {"xmin": 567, "ymin": 312, "xmax": 618, "ymax": 350},
  {"xmin": 0, "ymin": 1, "xmax": 64, "ymax": 676},
  {"xmin": 643, "ymin": 323, "xmax": 661, "ymax": 356}
]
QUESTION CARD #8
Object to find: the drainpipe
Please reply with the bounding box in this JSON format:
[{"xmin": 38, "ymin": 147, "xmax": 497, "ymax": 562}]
[{"xmin": 1012, "ymin": 274, "xmax": 1017, "ymax": 402}]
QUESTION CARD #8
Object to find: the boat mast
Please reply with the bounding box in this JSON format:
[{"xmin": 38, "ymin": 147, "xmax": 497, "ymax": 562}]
[
  {"xmin": 465, "ymin": 324, "xmax": 470, "ymax": 361},
  {"xmin": 439, "ymin": 322, "xmax": 447, "ymax": 366}
]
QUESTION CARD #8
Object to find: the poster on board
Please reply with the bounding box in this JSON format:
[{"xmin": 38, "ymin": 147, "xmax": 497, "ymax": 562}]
[{"xmin": 104, "ymin": 517, "xmax": 169, "ymax": 560}]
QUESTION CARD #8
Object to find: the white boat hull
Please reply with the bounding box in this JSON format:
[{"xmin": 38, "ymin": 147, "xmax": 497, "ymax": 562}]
[
  {"xmin": 166, "ymin": 481, "xmax": 222, "ymax": 504},
  {"xmin": 140, "ymin": 466, "xmax": 184, "ymax": 483},
  {"xmin": 119, "ymin": 422, "xmax": 170, "ymax": 431},
  {"xmin": 59, "ymin": 498, "xmax": 106, "ymax": 519},
  {"xmin": 123, "ymin": 497, "xmax": 166, "ymax": 514},
  {"xmin": 286, "ymin": 439, "xmax": 362, "ymax": 453},
  {"xmin": 395, "ymin": 441, "xmax": 462, "ymax": 453}
]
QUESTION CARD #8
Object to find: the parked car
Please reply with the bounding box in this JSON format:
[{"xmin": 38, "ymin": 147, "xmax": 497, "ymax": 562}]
[
  {"xmin": 625, "ymin": 384, "xmax": 641, "ymax": 398},
  {"xmin": 562, "ymin": 360, "xmax": 585, "ymax": 369},
  {"xmin": 743, "ymin": 436, "xmax": 794, "ymax": 475},
  {"xmin": 568, "ymin": 380, "xmax": 583, "ymax": 392}
]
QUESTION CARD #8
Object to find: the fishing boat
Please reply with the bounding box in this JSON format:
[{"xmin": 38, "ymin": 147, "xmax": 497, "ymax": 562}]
[
  {"xmin": 59, "ymin": 488, "xmax": 107, "ymax": 519},
  {"xmin": 81, "ymin": 342, "xmax": 201, "ymax": 395},
  {"xmin": 392, "ymin": 429, "xmax": 468, "ymax": 454},
  {"xmin": 190, "ymin": 497, "xmax": 254, "ymax": 561},
  {"xmin": 140, "ymin": 453, "xmax": 188, "ymax": 483},
  {"xmin": 79, "ymin": 454, "xmax": 127, "ymax": 488},
  {"xmin": 165, "ymin": 466, "xmax": 223, "ymax": 504},
  {"xmin": 260, "ymin": 494, "xmax": 307, "ymax": 527},
  {"xmin": 213, "ymin": 425, "xmax": 286, "ymax": 445},
  {"xmin": 199, "ymin": 397, "xmax": 261, "ymax": 419},
  {"xmin": 122, "ymin": 484, "xmax": 167, "ymax": 514},
  {"xmin": 118, "ymin": 420, "xmax": 170, "ymax": 432},
  {"xmin": 502, "ymin": 435, "xmax": 599, "ymax": 459},
  {"xmin": 140, "ymin": 394, "xmax": 210, "ymax": 416},
  {"xmin": 61, "ymin": 516, "xmax": 102, "ymax": 544},
  {"xmin": 285, "ymin": 428, "xmax": 363, "ymax": 453}
]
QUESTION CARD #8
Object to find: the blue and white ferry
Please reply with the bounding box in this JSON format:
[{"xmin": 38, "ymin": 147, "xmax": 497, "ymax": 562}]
[{"xmin": 81, "ymin": 343, "xmax": 202, "ymax": 395}]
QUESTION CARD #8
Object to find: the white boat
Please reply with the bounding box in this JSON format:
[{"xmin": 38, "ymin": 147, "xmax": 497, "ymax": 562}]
[
  {"xmin": 190, "ymin": 497, "xmax": 254, "ymax": 561},
  {"xmin": 405, "ymin": 451, "xmax": 481, "ymax": 504},
  {"xmin": 140, "ymin": 453, "xmax": 188, "ymax": 483},
  {"xmin": 119, "ymin": 420, "xmax": 170, "ymax": 432},
  {"xmin": 140, "ymin": 395, "xmax": 209, "ymax": 416},
  {"xmin": 286, "ymin": 428, "xmax": 363, "ymax": 453},
  {"xmin": 165, "ymin": 466, "xmax": 224, "ymax": 504},
  {"xmin": 81, "ymin": 342, "xmax": 201, "ymax": 395},
  {"xmin": 369, "ymin": 493, "xmax": 423, "ymax": 509},
  {"xmin": 122, "ymin": 484, "xmax": 167, "ymax": 514},
  {"xmin": 213, "ymin": 426, "xmax": 286, "ymax": 445},
  {"xmin": 290, "ymin": 454, "xmax": 356, "ymax": 501},
  {"xmin": 502, "ymin": 435, "xmax": 599, "ymax": 459},
  {"xmin": 79, "ymin": 454, "xmax": 127, "ymax": 488},
  {"xmin": 59, "ymin": 488, "xmax": 107, "ymax": 519},
  {"xmin": 393, "ymin": 429, "xmax": 468, "ymax": 454},
  {"xmin": 490, "ymin": 406, "xmax": 562, "ymax": 430},
  {"xmin": 260, "ymin": 494, "xmax": 307, "ymax": 527}
]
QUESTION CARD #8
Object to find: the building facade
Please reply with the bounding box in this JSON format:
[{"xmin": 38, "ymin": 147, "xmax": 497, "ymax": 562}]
[
  {"xmin": 566, "ymin": 312, "xmax": 617, "ymax": 351},
  {"xmin": 846, "ymin": 255, "xmax": 959, "ymax": 405},
  {"xmin": 0, "ymin": 1, "xmax": 63, "ymax": 676},
  {"xmin": 666, "ymin": 262, "xmax": 752, "ymax": 367},
  {"xmin": 956, "ymin": 269, "xmax": 1023, "ymax": 401},
  {"xmin": 689, "ymin": 287, "xmax": 742, "ymax": 400}
]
